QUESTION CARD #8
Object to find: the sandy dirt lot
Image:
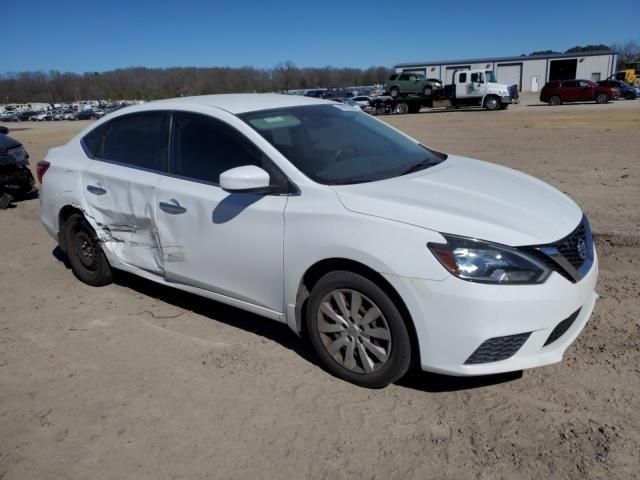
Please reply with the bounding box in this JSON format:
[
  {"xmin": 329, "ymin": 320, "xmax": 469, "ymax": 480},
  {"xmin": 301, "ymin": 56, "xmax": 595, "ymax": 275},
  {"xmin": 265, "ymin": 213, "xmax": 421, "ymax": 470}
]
[{"xmin": 1, "ymin": 97, "xmax": 639, "ymax": 479}]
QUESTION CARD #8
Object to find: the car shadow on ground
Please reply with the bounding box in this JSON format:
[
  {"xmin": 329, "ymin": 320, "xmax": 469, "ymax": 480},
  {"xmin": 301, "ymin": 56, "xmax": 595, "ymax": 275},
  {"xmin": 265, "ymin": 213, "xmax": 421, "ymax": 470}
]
[
  {"xmin": 526, "ymin": 102, "xmax": 611, "ymax": 107},
  {"xmin": 397, "ymin": 368, "xmax": 522, "ymax": 393},
  {"xmin": 52, "ymin": 246, "xmax": 524, "ymax": 393}
]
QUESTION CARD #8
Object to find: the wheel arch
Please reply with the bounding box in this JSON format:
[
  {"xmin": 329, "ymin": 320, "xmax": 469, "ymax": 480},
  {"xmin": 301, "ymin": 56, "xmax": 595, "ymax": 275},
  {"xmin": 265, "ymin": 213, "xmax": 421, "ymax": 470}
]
[
  {"xmin": 57, "ymin": 204, "xmax": 91, "ymax": 251},
  {"xmin": 294, "ymin": 257, "xmax": 420, "ymax": 366}
]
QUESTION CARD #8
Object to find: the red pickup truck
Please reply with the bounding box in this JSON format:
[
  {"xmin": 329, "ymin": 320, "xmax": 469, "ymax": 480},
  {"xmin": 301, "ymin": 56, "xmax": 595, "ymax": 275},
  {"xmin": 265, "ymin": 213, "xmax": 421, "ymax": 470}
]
[{"xmin": 540, "ymin": 80, "xmax": 619, "ymax": 105}]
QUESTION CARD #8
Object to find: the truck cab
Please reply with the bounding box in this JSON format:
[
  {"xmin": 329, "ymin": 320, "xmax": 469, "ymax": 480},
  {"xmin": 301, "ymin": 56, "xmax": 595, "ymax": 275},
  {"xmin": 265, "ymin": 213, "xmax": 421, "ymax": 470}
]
[{"xmin": 449, "ymin": 69, "xmax": 517, "ymax": 110}]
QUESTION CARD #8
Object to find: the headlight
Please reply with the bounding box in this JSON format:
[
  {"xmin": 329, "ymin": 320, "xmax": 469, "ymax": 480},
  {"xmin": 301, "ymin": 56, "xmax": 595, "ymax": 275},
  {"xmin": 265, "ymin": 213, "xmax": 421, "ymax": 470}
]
[{"xmin": 428, "ymin": 234, "xmax": 550, "ymax": 285}]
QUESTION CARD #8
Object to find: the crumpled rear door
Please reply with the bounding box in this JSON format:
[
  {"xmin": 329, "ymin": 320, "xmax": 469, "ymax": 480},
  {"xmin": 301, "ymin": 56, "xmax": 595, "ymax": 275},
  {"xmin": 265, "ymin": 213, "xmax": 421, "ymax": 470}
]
[{"xmin": 81, "ymin": 160, "xmax": 163, "ymax": 275}]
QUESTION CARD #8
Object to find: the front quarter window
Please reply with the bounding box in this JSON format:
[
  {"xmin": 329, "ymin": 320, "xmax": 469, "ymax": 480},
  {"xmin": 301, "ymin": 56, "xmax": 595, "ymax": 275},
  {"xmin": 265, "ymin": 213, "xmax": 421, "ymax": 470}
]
[{"xmin": 240, "ymin": 105, "xmax": 446, "ymax": 185}]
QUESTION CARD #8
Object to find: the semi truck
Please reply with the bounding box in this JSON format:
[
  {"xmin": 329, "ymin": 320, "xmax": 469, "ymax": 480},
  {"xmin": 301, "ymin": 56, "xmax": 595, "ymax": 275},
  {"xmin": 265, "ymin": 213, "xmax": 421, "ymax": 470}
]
[{"xmin": 372, "ymin": 69, "xmax": 518, "ymax": 114}]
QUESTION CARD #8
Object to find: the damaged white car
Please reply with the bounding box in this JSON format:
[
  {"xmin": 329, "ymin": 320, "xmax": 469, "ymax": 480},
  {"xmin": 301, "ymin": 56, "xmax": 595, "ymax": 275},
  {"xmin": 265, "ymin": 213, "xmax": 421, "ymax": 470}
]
[{"xmin": 39, "ymin": 94, "xmax": 598, "ymax": 388}]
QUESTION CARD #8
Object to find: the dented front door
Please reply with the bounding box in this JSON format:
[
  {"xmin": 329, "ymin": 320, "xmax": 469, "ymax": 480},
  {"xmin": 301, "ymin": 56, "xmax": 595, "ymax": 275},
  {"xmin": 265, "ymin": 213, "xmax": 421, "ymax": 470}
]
[{"xmin": 81, "ymin": 161, "xmax": 164, "ymax": 274}]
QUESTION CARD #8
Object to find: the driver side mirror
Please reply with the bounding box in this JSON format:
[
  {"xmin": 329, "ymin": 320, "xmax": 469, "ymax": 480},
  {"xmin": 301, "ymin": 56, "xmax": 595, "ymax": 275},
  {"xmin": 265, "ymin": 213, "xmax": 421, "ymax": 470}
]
[
  {"xmin": 0, "ymin": 126, "xmax": 8, "ymax": 135},
  {"xmin": 220, "ymin": 165, "xmax": 273, "ymax": 194}
]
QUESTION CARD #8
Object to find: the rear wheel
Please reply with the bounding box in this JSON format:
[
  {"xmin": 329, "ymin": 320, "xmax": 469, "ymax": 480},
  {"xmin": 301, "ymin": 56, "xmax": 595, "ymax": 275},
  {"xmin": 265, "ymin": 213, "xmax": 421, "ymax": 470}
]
[
  {"xmin": 394, "ymin": 102, "xmax": 409, "ymax": 114},
  {"xmin": 63, "ymin": 213, "xmax": 113, "ymax": 286},
  {"xmin": 595, "ymin": 93, "xmax": 609, "ymax": 104},
  {"xmin": 305, "ymin": 271, "xmax": 412, "ymax": 388},
  {"xmin": 549, "ymin": 95, "xmax": 562, "ymax": 106}
]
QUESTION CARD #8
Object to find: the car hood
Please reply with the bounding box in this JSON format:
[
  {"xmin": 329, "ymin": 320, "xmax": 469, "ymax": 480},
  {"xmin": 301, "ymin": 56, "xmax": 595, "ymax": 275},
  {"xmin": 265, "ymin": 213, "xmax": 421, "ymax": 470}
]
[
  {"xmin": 331, "ymin": 155, "xmax": 583, "ymax": 246},
  {"xmin": 0, "ymin": 133, "xmax": 21, "ymax": 154}
]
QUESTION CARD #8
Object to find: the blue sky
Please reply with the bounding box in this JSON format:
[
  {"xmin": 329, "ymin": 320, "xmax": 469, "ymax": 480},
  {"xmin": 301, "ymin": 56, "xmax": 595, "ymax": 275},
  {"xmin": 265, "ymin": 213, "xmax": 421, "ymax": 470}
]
[{"xmin": 4, "ymin": 0, "xmax": 639, "ymax": 73}]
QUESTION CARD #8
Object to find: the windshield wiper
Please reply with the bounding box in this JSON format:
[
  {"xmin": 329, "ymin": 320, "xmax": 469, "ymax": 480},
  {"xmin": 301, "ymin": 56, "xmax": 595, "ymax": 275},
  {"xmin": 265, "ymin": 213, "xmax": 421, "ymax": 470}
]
[{"xmin": 401, "ymin": 159, "xmax": 440, "ymax": 175}]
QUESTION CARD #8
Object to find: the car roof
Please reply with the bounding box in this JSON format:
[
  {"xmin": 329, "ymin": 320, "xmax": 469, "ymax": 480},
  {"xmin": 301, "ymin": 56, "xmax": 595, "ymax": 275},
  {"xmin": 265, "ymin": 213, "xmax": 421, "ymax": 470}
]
[{"xmin": 149, "ymin": 93, "xmax": 330, "ymax": 114}]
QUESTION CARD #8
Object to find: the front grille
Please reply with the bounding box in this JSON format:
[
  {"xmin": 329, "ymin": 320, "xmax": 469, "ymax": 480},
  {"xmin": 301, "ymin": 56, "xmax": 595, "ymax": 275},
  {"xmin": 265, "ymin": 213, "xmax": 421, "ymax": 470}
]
[
  {"xmin": 556, "ymin": 222, "xmax": 586, "ymax": 269},
  {"xmin": 464, "ymin": 332, "xmax": 531, "ymax": 365},
  {"xmin": 518, "ymin": 216, "xmax": 592, "ymax": 283},
  {"xmin": 544, "ymin": 308, "xmax": 581, "ymax": 346}
]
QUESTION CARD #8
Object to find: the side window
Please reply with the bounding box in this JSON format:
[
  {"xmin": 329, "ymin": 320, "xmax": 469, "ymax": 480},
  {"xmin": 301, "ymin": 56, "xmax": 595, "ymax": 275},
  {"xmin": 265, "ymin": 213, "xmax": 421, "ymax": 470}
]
[
  {"xmin": 389, "ymin": 74, "xmax": 397, "ymax": 81},
  {"xmin": 170, "ymin": 113, "xmax": 263, "ymax": 185},
  {"xmin": 459, "ymin": 72, "xmax": 467, "ymax": 83},
  {"xmin": 101, "ymin": 113, "xmax": 169, "ymax": 171},
  {"xmin": 578, "ymin": 81, "xmax": 590, "ymax": 88},
  {"xmin": 471, "ymin": 72, "xmax": 483, "ymax": 83},
  {"xmin": 81, "ymin": 122, "xmax": 109, "ymax": 158},
  {"xmin": 562, "ymin": 81, "xmax": 577, "ymax": 88},
  {"xmin": 398, "ymin": 74, "xmax": 409, "ymax": 81}
]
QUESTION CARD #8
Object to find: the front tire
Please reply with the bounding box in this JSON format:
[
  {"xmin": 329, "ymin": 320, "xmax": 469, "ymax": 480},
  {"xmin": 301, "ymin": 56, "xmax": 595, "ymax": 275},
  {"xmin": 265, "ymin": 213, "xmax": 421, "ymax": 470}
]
[
  {"xmin": 63, "ymin": 213, "xmax": 113, "ymax": 286},
  {"xmin": 484, "ymin": 95, "xmax": 500, "ymax": 111},
  {"xmin": 595, "ymin": 93, "xmax": 609, "ymax": 104},
  {"xmin": 305, "ymin": 271, "xmax": 412, "ymax": 388}
]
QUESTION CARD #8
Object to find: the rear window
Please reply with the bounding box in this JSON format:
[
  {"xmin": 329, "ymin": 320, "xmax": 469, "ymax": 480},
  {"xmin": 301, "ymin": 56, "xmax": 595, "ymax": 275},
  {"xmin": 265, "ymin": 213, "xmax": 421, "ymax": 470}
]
[
  {"xmin": 100, "ymin": 113, "xmax": 169, "ymax": 171},
  {"xmin": 388, "ymin": 74, "xmax": 398, "ymax": 81}
]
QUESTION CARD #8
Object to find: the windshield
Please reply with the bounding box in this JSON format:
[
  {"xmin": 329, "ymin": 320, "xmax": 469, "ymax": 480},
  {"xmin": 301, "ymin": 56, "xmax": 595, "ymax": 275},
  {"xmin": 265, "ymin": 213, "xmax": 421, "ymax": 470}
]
[
  {"xmin": 240, "ymin": 105, "xmax": 446, "ymax": 185},
  {"xmin": 485, "ymin": 71, "xmax": 497, "ymax": 83}
]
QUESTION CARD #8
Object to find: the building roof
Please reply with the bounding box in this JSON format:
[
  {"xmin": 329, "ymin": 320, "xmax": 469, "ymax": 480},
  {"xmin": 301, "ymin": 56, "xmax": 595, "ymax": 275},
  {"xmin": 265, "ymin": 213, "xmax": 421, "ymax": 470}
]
[{"xmin": 395, "ymin": 50, "xmax": 617, "ymax": 68}]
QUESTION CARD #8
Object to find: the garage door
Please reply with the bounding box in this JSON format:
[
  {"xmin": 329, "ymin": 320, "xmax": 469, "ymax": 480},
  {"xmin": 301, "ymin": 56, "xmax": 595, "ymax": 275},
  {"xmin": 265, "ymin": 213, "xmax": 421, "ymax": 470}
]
[{"xmin": 496, "ymin": 64, "xmax": 522, "ymax": 91}]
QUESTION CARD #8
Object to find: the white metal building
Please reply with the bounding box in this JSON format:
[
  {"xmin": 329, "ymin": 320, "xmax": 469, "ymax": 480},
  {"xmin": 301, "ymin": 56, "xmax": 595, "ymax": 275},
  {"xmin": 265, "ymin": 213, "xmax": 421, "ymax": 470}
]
[{"xmin": 395, "ymin": 50, "xmax": 618, "ymax": 92}]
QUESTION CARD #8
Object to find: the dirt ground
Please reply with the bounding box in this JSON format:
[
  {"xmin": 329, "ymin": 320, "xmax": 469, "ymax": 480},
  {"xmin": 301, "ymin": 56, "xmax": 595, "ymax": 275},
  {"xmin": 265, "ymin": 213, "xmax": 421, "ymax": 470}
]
[{"xmin": 1, "ymin": 96, "xmax": 639, "ymax": 480}]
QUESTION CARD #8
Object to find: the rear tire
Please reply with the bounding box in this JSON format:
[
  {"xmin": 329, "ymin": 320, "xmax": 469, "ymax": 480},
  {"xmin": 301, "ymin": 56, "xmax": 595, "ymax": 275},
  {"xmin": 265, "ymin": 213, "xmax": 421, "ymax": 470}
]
[
  {"xmin": 394, "ymin": 102, "xmax": 409, "ymax": 114},
  {"xmin": 62, "ymin": 213, "xmax": 113, "ymax": 286},
  {"xmin": 305, "ymin": 271, "xmax": 412, "ymax": 388},
  {"xmin": 595, "ymin": 93, "xmax": 609, "ymax": 104},
  {"xmin": 549, "ymin": 95, "xmax": 562, "ymax": 106}
]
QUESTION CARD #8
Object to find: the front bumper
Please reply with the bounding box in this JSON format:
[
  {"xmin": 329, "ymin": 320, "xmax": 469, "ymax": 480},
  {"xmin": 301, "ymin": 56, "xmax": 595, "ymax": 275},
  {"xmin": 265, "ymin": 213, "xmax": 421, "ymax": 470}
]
[
  {"xmin": 500, "ymin": 95, "xmax": 517, "ymax": 104},
  {"xmin": 383, "ymin": 250, "xmax": 598, "ymax": 376}
]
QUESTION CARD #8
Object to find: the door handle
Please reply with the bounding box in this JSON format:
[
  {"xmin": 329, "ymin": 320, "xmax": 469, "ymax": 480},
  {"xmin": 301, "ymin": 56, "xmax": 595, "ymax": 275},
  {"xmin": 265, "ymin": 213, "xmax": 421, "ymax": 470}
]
[
  {"xmin": 159, "ymin": 200, "xmax": 187, "ymax": 215},
  {"xmin": 87, "ymin": 184, "xmax": 107, "ymax": 195}
]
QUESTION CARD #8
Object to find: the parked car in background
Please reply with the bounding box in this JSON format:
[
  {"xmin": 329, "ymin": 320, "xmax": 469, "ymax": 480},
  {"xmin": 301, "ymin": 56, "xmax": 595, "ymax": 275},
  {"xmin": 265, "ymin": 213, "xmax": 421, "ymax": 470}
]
[
  {"xmin": 62, "ymin": 110, "xmax": 76, "ymax": 120},
  {"xmin": 73, "ymin": 110, "xmax": 96, "ymax": 120},
  {"xmin": 540, "ymin": 80, "xmax": 619, "ymax": 105},
  {"xmin": 597, "ymin": 79, "xmax": 639, "ymax": 100},
  {"xmin": 385, "ymin": 72, "xmax": 442, "ymax": 98},
  {"xmin": 351, "ymin": 95, "xmax": 372, "ymax": 108},
  {"xmin": 93, "ymin": 109, "xmax": 106, "ymax": 119},
  {"xmin": 19, "ymin": 111, "xmax": 36, "ymax": 121},
  {"xmin": 39, "ymin": 93, "xmax": 598, "ymax": 388},
  {"xmin": 0, "ymin": 111, "xmax": 20, "ymax": 122},
  {"xmin": 32, "ymin": 111, "xmax": 52, "ymax": 121}
]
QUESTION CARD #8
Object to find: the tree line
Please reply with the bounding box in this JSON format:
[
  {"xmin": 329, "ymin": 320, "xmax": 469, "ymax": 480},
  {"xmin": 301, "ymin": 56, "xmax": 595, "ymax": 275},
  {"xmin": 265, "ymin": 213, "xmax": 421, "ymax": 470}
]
[{"xmin": 0, "ymin": 63, "xmax": 392, "ymax": 104}]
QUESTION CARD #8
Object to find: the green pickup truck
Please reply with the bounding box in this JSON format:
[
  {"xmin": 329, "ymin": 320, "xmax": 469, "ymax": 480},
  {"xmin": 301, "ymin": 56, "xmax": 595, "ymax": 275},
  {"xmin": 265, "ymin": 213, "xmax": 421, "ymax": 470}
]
[{"xmin": 385, "ymin": 72, "xmax": 443, "ymax": 97}]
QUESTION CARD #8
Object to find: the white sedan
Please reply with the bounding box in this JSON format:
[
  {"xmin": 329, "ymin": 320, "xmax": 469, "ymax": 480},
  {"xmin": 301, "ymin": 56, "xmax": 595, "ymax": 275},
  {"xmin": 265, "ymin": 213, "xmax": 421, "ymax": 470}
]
[{"xmin": 38, "ymin": 94, "xmax": 598, "ymax": 388}]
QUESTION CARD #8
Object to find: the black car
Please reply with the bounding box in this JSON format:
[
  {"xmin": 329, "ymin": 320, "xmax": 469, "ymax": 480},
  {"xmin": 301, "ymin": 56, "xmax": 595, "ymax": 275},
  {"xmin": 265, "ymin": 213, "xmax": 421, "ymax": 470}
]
[
  {"xmin": 73, "ymin": 109, "xmax": 96, "ymax": 120},
  {"xmin": 0, "ymin": 126, "xmax": 35, "ymax": 209},
  {"xmin": 597, "ymin": 79, "xmax": 639, "ymax": 100}
]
